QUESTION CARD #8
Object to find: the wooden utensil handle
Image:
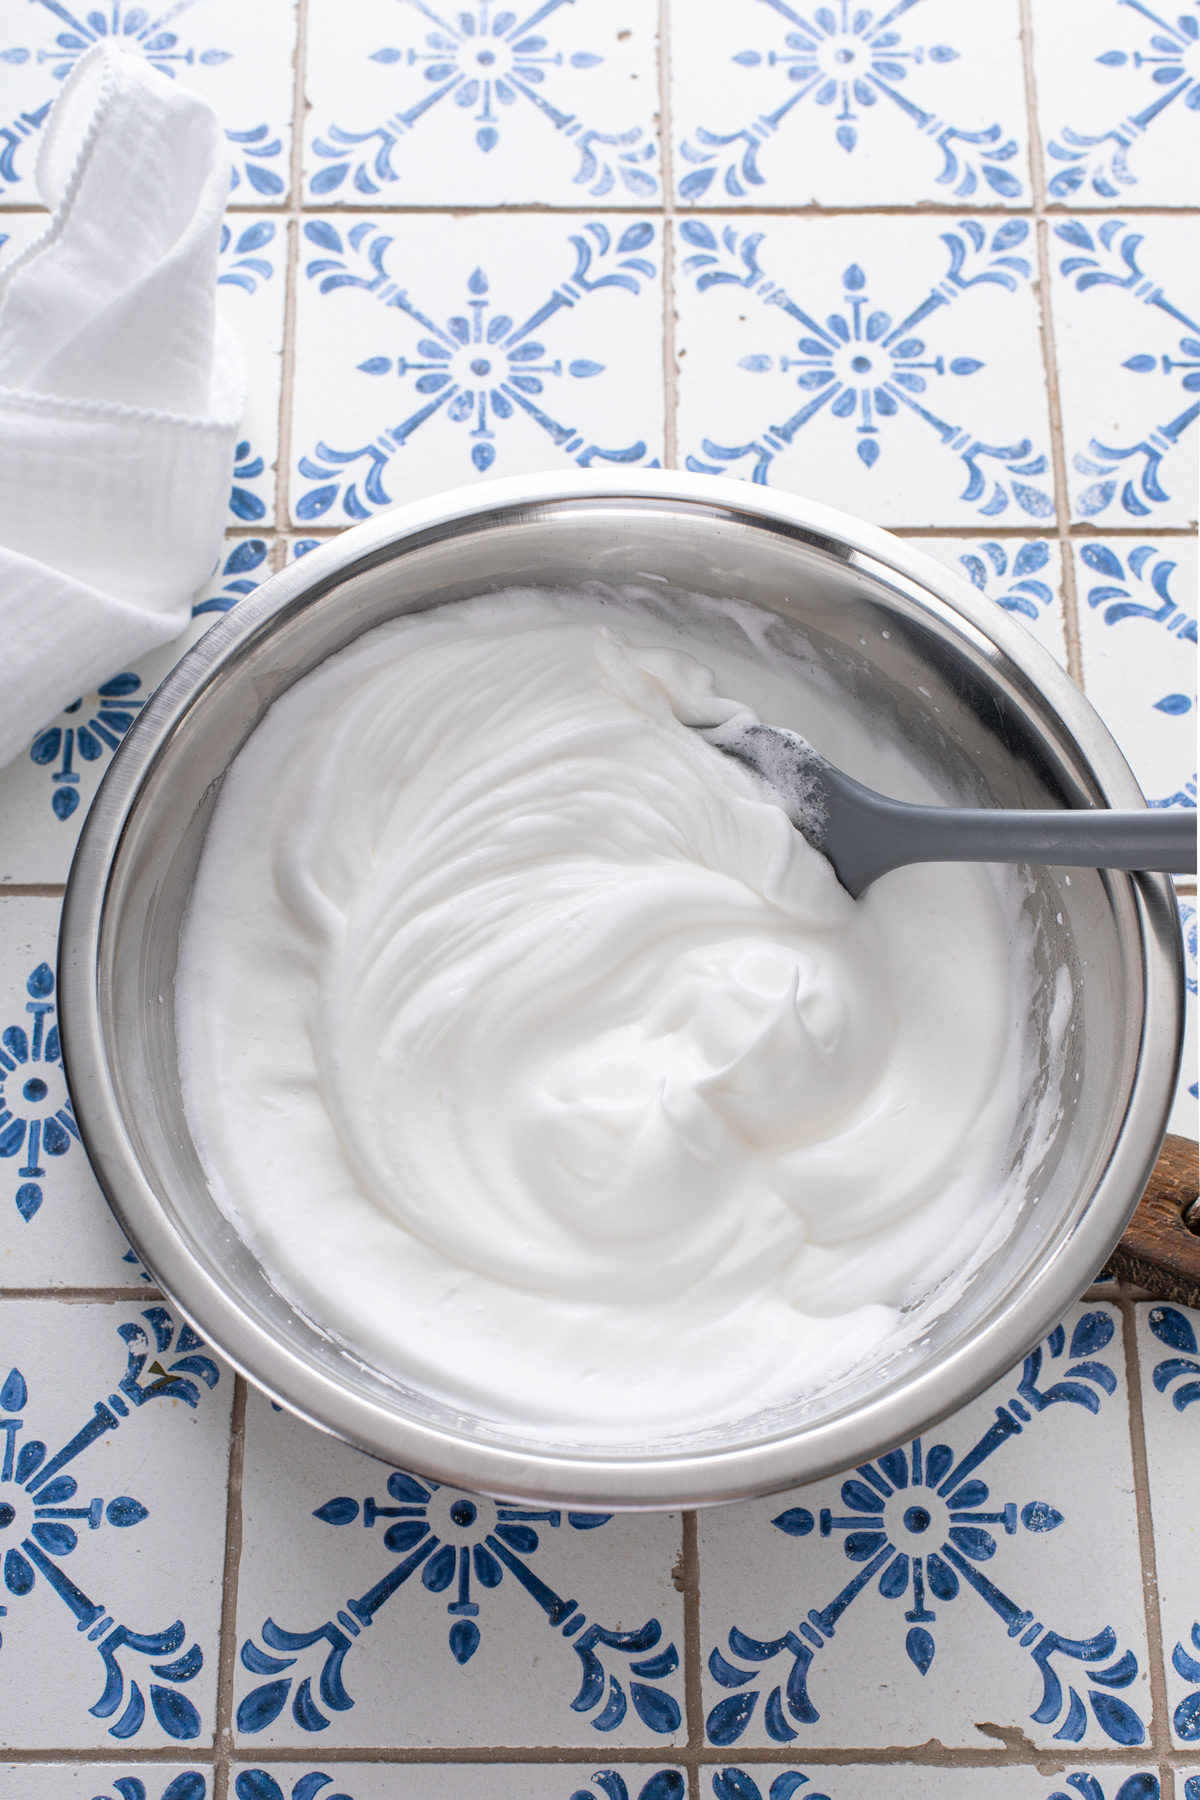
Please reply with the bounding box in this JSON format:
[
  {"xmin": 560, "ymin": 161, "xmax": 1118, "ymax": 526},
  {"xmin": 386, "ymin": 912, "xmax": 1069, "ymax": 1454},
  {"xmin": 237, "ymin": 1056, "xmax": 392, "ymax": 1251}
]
[{"xmin": 1108, "ymin": 1132, "xmax": 1200, "ymax": 1307}]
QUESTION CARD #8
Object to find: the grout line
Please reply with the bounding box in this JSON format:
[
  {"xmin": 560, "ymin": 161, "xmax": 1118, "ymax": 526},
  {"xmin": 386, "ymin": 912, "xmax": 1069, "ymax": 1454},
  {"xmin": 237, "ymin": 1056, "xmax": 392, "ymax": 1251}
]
[
  {"xmin": 274, "ymin": 218, "xmax": 299, "ymax": 535},
  {"xmin": 4, "ymin": 195, "xmax": 1199, "ymax": 216},
  {"xmin": 7, "ymin": 1748, "xmax": 1200, "ymax": 1769},
  {"xmin": 1033, "ymin": 208, "xmax": 1083, "ymax": 682},
  {"xmin": 658, "ymin": 0, "xmax": 678, "ymax": 473},
  {"xmin": 681, "ymin": 1509, "xmax": 703, "ymax": 1797},
  {"xmin": 1122, "ymin": 1295, "xmax": 1173, "ymax": 1781},
  {"xmin": 8, "ymin": 1745, "xmax": 1185, "ymax": 1768},
  {"xmin": 212, "ymin": 1375, "xmax": 249, "ymax": 1800},
  {"xmin": 0, "ymin": 1287, "xmax": 162, "ymax": 1302},
  {"xmin": 211, "ymin": 200, "xmax": 1200, "ymax": 218},
  {"xmin": 272, "ymin": 0, "xmax": 309, "ymax": 536},
  {"xmin": 1016, "ymin": 0, "xmax": 1083, "ymax": 685},
  {"xmin": 0, "ymin": 1752, "xmax": 220, "ymax": 1766},
  {"xmin": 1016, "ymin": 0, "xmax": 1046, "ymax": 219},
  {"xmin": 0, "ymin": 884, "xmax": 67, "ymax": 898},
  {"xmin": 3, "ymin": 194, "xmax": 1200, "ymax": 218}
]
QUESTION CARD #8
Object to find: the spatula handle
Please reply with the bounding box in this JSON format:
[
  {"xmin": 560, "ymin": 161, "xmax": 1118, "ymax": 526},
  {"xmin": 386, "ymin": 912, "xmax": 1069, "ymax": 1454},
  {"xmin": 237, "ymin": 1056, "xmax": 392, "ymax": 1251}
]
[
  {"xmin": 880, "ymin": 804, "xmax": 1196, "ymax": 873},
  {"xmin": 822, "ymin": 783, "xmax": 1196, "ymax": 897}
]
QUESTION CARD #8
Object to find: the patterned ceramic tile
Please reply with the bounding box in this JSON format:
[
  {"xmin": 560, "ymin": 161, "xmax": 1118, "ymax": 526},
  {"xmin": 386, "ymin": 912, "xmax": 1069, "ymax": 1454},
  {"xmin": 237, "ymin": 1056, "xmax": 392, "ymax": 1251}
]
[
  {"xmin": 0, "ymin": 537, "xmax": 274, "ymax": 887},
  {"xmin": 0, "ymin": 1299, "xmax": 231, "ymax": 1748},
  {"xmin": 1, "ymin": 1769, "xmax": 211, "ymax": 1799},
  {"xmin": 1134, "ymin": 1302, "xmax": 1200, "ymax": 1749},
  {"xmin": 1074, "ymin": 536, "xmax": 1197, "ymax": 810},
  {"xmin": 1175, "ymin": 896, "xmax": 1198, "ymax": 1137},
  {"xmin": 0, "ymin": 0, "xmax": 298, "ymax": 207},
  {"xmin": 698, "ymin": 1302, "xmax": 1151, "ymax": 1752},
  {"xmin": 218, "ymin": 216, "xmax": 287, "ymax": 530},
  {"xmin": 670, "ymin": 0, "xmax": 1030, "ymax": 210},
  {"xmin": 697, "ymin": 1770, "xmax": 1169, "ymax": 1799},
  {"xmin": 673, "ymin": 214, "xmax": 1054, "ymax": 526},
  {"xmin": 0, "ymin": 897, "xmax": 144, "ymax": 1289},
  {"xmin": 301, "ymin": 0, "xmax": 660, "ymax": 209},
  {"xmin": 233, "ymin": 1391, "xmax": 684, "ymax": 1749},
  {"xmin": 1072, "ymin": 533, "xmax": 1197, "ymax": 1139},
  {"xmin": 17, "ymin": 1774, "xmax": 1175, "ymax": 1800},
  {"xmin": 288, "ymin": 213, "xmax": 664, "ymax": 525},
  {"xmin": 909, "ymin": 536, "xmax": 1069, "ymax": 668},
  {"xmin": 1049, "ymin": 215, "xmax": 1200, "ymax": 529},
  {"xmin": 215, "ymin": 1769, "xmax": 687, "ymax": 1800},
  {"xmin": 1031, "ymin": 0, "xmax": 1200, "ymax": 209}
]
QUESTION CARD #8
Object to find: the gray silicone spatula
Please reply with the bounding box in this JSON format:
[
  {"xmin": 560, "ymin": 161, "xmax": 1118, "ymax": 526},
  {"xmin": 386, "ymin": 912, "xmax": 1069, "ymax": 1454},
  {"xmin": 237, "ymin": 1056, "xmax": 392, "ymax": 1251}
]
[{"xmin": 693, "ymin": 716, "xmax": 1198, "ymax": 899}]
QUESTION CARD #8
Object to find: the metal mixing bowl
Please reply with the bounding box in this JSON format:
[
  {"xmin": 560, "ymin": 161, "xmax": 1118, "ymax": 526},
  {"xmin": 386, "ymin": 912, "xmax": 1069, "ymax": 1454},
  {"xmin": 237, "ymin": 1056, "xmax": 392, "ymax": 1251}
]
[{"xmin": 58, "ymin": 470, "xmax": 1184, "ymax": 1508}]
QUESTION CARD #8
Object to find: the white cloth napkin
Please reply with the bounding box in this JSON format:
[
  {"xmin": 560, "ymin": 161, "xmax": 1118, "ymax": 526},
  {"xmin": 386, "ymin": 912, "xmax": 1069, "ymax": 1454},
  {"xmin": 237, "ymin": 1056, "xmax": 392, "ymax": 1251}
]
[{"xmin": 0, "ymin": 41, "xmax": 244, "ymax": 770}]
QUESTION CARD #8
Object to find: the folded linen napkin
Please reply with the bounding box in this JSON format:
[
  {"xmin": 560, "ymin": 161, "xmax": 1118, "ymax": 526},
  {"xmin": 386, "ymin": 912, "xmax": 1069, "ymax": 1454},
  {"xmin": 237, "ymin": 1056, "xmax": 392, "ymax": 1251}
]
[{"xmin": 0, "ymin": 41, "xmax": 244, "ymax": 770}]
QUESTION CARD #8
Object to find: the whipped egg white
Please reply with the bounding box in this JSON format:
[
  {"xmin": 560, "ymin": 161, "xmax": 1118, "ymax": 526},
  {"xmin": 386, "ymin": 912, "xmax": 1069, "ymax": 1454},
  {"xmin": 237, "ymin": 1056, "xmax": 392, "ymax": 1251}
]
[{"xmin": 175, "ymin": 588, "xmax": 1039, "ymax": 1441}]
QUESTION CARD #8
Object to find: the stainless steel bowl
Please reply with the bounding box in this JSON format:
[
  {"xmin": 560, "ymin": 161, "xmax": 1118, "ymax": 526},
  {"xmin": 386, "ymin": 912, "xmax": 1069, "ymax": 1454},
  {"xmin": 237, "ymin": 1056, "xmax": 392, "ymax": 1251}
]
[{"xmin": 58, "ymin": 470, "xmax": 1184, "ymax": 1508}]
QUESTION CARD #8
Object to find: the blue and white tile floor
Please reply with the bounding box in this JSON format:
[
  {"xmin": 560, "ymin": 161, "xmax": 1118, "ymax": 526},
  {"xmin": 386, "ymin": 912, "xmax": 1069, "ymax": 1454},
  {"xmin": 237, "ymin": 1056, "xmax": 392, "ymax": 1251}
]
[{"xmin": 0, "ymin": 0, "xmax": 1195, "ymax": 1789}]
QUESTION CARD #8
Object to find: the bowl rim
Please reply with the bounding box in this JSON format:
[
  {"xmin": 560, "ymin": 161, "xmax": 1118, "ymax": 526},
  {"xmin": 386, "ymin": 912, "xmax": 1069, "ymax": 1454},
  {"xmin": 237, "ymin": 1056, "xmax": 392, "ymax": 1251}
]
[{"xmin": 58, "ymin": 469, "xmax": 1185, "ymax": 1507}]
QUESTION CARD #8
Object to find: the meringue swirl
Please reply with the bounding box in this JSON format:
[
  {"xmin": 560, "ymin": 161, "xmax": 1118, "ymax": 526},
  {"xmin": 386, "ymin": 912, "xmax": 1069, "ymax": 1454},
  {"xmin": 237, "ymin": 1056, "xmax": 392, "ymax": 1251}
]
[{"xmin": 176, "ymin": 588, "xmax": 1035, "ymax": 1439}]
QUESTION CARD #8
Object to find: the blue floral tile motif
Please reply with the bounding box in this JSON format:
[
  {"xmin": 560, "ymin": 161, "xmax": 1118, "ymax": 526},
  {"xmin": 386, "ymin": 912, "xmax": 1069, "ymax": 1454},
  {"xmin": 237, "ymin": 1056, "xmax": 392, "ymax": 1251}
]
[
  {"xmin": 204, "ymin": 1770, "xmax": 685, "ymax": 1800},
  {"xmin": 698, "ymin": 1772, "xmax": 1165, "ymax": 1799},
  {"xmin": 1044, "ymin": 1784, "xmax": 1161, "ymax": 1800},
  {"xmin": 217, "ymin": 219, "xmax": 286, "ymax": 528},
  {"xmin": 0, "ymin": 1305, "xmax": 224, "ymax": 1745},
  {"xmin": 1033, "ymin": 0, "xmax": 1200, "ymax": 207},
  {"xmin": 234, "ymin": 1395, "xmax": 683, "ymax": 1747},
  {"xmin": 0, "ymin": 958, "xmax": 79, "ymax": 1226},
  {"xmin": 1073, "ymin": 539, "xmax": 1196, "ymax": 814},
  {"xmin": 237, "ymin": 1468, "xmax": 681, "ymax": 1740},
  {"xmin": 1077, "ymin": 542, "xmax": 1197, "ymax": 656},
  {"xmin": 303, "ymin": 0, "xmax": 659, "ymax": 207},
  {"xmin": 1182, "ymin": 901, "xmax": 1199, "ymax": 993},
  {"xmin": 2, "ymin": 4, "xmax": 233, "ymax": 80},
  {"xmin": 700, "ymin": 1306, "xmax": 1150, "ymax": 1750},
  {"xmin": 1148, "ymin": 1304, "xmax": 1200, "ymax": 1418},
  {"xmin": 1135, "ymin": 1304, "xmax": 1200, "ymax": 1746},
  {"xmin": 1177, "ymin": 1621, "xmax": 1200, "ymax": 1743},
  {"xmin": 90, "ymin": 1779, "xmax": 208, "ymax": 1800},
  {"xmin": 218, "ymin": 221, "xmax": 278, "ymax": 296},
  {"xmin": 289, "ymin": 215, "xmax": 663, "ymax": 520},
  {"xmin": 571, "ymin": 1776, "xmax": 683, "ymax": 1800},
  {"xmin": 707, "ymin": 1778, "xmax": 815, "ymax": 1800},
  {"xmin": 234, "ymin": 1777, "xmax": 353, "ymax": 1800},
  {"xmin": 957, "ymin": 539, "xmax": 1056, "ymax": 620},
  {"xmin": 0, "ymin": 0, "xmax": 297, "ymax": 206},
  {"xmin": 194, "ymin": 539, "xmax": 272, "ymax": 617},
  {"xmin": 675, "ymin": 216, "xmax": 1053, "ymax": 525},
  {"xmin": 27, "ymin": 675, "xmax": 144, "ymax": 825},
  {"xmin": 910, "ymin": 537, "xmax": 1068, "ymax": 667},
  {"xmin": 0, "ymin": 901, "xmax": 146, "ymax": 1287},
  {"xmin": 1052, "ymin": 219, "xmax": 1199, "ymax": 525},
  {"xmin": 672, "ymin": 0, "xmax": 1028, "ymax": 207}
]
